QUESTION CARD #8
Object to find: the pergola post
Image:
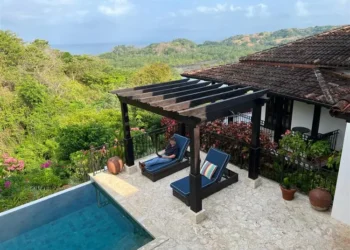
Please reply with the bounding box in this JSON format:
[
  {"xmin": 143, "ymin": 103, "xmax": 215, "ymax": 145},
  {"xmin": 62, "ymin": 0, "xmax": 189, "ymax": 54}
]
[
  {"xmin": 189, "ymin": 125, "xmax": 202, "ymax": 213},
  {"xmin": 311, "ymin": 105, "xmax": 321, "ymax": 139},
  {"xmin": 178, "ymin": 123, "xmax": 186, "ymax": 136},
  {"xmin": 274, "ymin": 97, "xmax": 284, "ymax": 142},
  {"xmin": 120, "ymin": 101, "xmax": 135, "ymax": 166},
  {"xmin": 249, "ymin": 101, "xmax": 262, "ymax": 180}
]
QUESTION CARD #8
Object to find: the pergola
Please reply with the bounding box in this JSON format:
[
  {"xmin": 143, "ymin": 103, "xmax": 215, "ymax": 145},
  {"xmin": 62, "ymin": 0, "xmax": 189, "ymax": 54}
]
[{"xmin": 112, "ymin": 78, "xmax": 268, "ymax": 213}]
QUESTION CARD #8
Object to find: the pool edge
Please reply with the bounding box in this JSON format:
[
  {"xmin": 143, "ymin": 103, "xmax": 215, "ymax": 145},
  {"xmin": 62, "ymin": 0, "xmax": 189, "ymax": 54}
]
[{"xmin": 90, "ymin": 173, "xmax": 170, "ymax": 250}]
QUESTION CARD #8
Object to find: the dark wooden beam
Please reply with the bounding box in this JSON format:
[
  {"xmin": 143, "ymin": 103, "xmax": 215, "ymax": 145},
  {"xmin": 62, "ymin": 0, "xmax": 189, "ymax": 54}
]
[
  {"xmin": 120, "ymin": 100, "xmax": 135, "ymax": 166},
  {"xmin": 194, "ymin": 98, "xmax": 268, "ymax": 122},
  {"xmin": 118, "ymin": 96, "xmax": 201, "ymax": 125},
  {"xmin": 137, "ymin": 83, "xmax": 224, "ymax": 103},
  {"xmin": 150, "ymin": 85, "xmax": 240, "ymax": 107},
  {"xmin": 311, "ymin": 105, "xmax": 321, "ymax": 139},
  {"xmin": 180, "ymin": 90, "xmax": 268, "ymax": 117},
  {"xmin": 119, "ymin": 80, "xmax": 200, "ymax": 97},
  {"xmin": 112, "ymin": 78, "xmax": 190, "ymax": 94},
  {"xmin": 249, "ymin": 100, "xmax": 263, "ymax": 180},
  {"xmin": 189, "ymin": 125, "xmax": 202, "ymax": 212},
  {"xmin": 164, "ymin": 87, "xmax": 252, "ymax": 112},
  {"xmin": 178, "ymin": 123, "xmax": 186, "ymax": 136},
  {"xmin": 274, "ymin": 97, "xmax": 284, "ymax": 142},
  {"xmin": 131, "ymin": 81, "xmax": 210, "ymax": 99}
]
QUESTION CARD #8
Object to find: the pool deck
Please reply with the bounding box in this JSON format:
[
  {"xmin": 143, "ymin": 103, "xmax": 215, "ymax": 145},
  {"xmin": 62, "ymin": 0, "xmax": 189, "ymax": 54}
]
[{"xmin": 90, "ymin": 151, "xmax": 350, "ymax": 250}]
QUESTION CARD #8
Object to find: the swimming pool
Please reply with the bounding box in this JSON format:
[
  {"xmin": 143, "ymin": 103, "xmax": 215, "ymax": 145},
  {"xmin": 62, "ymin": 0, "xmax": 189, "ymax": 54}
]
[{"xmin": 0, "ymin": 182, "xmax": 153, "ymax": 250}]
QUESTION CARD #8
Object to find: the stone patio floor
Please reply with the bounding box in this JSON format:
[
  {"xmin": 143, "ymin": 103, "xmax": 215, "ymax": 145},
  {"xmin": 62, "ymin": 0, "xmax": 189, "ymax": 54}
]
[{"xmin": 91, "ymin": 152, "xmax": 350, "ymax": 250}]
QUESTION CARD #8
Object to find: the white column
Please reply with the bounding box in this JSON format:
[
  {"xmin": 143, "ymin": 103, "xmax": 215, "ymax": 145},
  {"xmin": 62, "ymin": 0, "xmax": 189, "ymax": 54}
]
[{"xmin": 332, "ymin": 122, "xmax": 350, "ymax": 225}]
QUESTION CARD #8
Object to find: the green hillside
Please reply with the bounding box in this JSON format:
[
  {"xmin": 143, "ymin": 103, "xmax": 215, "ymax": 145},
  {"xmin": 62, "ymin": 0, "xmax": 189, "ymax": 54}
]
[
  {"xmin": 0, "ymin": 31, "xmax": 174, "ymax": 211},
  {"xmin": 101, "ymin": 25, "xmax": 336, "ymax": 70}
]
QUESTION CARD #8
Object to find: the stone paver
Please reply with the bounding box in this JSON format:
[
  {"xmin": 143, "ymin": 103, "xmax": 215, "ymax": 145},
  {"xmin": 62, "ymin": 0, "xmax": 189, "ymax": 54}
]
[{"xmin": 91, "ymin": 152, "xmax": 350, "ymax": 250}]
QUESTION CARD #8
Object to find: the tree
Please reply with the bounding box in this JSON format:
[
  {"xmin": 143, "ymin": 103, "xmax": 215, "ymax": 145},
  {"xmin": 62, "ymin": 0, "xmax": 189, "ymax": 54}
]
[{"xmin": 129, "ymin": 63, "xmax": 175, "ymax": 86}]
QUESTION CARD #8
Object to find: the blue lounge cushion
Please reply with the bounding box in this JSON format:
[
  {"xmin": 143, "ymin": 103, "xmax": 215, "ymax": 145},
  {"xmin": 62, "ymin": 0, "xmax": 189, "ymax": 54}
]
[
  {"xmin": 170, "ymin": 148, "xmax": 230, "ymax": 197},
  {"xmin": 170, "ymin": 176, "xmax": 215, "ymax": 196},
  {"xmin": 144, "ymin": 134, "xmax": 189, "ymax": 174}
]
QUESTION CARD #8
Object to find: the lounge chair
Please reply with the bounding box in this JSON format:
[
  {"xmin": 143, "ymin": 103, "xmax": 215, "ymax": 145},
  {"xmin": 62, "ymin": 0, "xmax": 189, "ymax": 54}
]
[
  {"xmin": 141, "ymin": 134, "xmax": 190, "ymax": 182},
  {"xmin": 170, "ymin": 148, "xmax": 238, "ymax": 206}
]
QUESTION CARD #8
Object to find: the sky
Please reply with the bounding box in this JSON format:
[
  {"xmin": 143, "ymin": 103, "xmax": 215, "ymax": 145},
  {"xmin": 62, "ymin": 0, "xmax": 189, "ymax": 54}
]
[{"xmin": 0, "ymin": 0, "xmax": 349, "ymax": 46}]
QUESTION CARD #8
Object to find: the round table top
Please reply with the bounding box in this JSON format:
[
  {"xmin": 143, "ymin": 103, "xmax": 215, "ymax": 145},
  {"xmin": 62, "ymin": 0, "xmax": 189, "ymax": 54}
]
[{"xmin": 292, "ymin": 127, "xmax": 311, "ymax": 134}]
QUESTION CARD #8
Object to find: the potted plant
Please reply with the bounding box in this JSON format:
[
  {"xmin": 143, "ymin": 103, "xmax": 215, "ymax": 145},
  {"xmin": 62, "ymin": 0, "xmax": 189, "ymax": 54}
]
[
  {"xmin": 308, "ymin": 140, "xmax": 331, "ymax": 167},
  {"xmin": 280, "ymin": 176, "xmax": 297, "ymax": 201}
]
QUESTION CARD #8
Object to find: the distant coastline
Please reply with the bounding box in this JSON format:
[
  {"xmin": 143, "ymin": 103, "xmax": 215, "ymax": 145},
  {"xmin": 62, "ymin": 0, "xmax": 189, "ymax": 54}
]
[{"xmin": 51, "ymin": 43, "xmax": 147, "ymax": 55}]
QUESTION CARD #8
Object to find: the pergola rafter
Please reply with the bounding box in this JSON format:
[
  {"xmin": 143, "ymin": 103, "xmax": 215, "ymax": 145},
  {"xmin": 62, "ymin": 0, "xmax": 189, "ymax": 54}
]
[{"xmin": 113, "ymin": 78, "xmax": 269, "ymax": 213}]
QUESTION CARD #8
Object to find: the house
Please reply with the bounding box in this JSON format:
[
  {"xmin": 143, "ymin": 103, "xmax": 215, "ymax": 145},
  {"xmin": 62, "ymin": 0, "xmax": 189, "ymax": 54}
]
[{"xmin": 182, "ymin": 25, "xmax": 350, "ymax": 151}]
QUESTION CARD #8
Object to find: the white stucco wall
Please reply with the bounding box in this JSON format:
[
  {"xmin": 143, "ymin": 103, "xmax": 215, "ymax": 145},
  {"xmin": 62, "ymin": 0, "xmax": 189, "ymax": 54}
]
[
  {"xmin": 291, "ymin": 101, "xmax": 314, "ymax": 130},
  {"xmin": 332, "ymin": 123, "xmax": 350, "ymax": 226},
  {"xmin": 319, "ymin": 107, "xmax": 347, "ymax": 150},
  {"xmin": 261, "ymin": 104, "xmax": 266, "ymax": 122},
  {"xmin": 291, "ymin": 101, "xmax": 346, "ymax": 150}
]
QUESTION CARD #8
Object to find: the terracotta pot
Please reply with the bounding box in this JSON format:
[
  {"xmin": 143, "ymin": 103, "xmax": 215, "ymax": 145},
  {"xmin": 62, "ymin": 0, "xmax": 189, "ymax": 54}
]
[
  {"xmin": 309, "ymin": 188, "xmax": 332, "ymax": 211},
  {"xmin": 280, "ymin": 185, "xmax": 297, "ymax": 201},
  {"xmin": 107, "ymin": 156, "xmax": 124, "ymax": 175}
]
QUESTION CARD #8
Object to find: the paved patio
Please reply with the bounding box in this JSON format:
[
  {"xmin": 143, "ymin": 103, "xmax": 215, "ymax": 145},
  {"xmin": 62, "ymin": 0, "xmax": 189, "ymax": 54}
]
[{"xmin": 91, "ymin": 152, "xmax": 350, "ymax": 250}]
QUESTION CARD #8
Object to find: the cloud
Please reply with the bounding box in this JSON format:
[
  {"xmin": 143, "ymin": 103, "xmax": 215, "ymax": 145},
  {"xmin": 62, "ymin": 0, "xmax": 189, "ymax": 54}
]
[
  {"xmin": 33, "ymin": 0, "xmax": 75, "ymax": 5},
  {"xmin": 98, "ymin": 0, "xmax": 133, "ymax": 16},
  {"xmin": 196, "ymin": 4, "xmax": 242, "ymax": 14},
  {"xmin": 179, "ymin": 9, "xmax": 193, "ymax": 17},
  {"xmin": 295, "ymin": 0, "xmax": 309, "ymax": 16},
  {"xmin": 245, "ymin": 4, "xmax": 270, "ymax": 18}
]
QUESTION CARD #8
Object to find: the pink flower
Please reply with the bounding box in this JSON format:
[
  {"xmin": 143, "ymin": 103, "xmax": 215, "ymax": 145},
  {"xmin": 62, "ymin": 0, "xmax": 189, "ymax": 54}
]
[
  {"xmin": 285, "ymin": 130, "xmax": 291, "ymax": 135},
  {"xmin": 4, "ymin": 181, "xmax": 11, "ymax": 189},
  {"xmin": 41, "ymin": 160, "xmax": 52, "ymax": 169}
]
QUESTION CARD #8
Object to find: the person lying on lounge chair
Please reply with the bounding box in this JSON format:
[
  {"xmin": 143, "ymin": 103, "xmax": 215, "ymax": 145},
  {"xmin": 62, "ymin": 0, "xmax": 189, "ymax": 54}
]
[{"xmin": 139, "ymin": 137, "xmax": 178, "ymax": 170}]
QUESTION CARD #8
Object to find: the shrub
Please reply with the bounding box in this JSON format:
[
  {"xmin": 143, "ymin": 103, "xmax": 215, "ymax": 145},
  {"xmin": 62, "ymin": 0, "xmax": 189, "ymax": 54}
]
[
  {"xmin": 57, "ymin": 123, "xmax": 115, "ymax": 160},
  {"xmin": 18, "ymin": 77, "xmax": 48, "ymax": 108},
  {"xmin": 200, "ymin": 120, "xmax": 276, "ymax": 150},
  {"xmin": 28, "ymin": 168, "xmax": 64, "ymax": 189}
]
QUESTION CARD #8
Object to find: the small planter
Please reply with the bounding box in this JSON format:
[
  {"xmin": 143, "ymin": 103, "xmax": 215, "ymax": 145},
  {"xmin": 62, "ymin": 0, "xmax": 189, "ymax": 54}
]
[
  {"xmin": 309, "ymin": 188, "xmax": 332, "ymax": 211},
  {"xmin": 280, "ymin": 185, "xmax": 297, "ymax": 201},
  {"xmin": 107, "ymin": 156, "xmax": 124, "ymax": 175}
]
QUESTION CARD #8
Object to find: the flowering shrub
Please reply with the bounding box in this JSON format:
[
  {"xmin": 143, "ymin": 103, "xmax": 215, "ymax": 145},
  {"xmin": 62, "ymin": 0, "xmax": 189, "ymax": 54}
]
[
  {"xmin": 161, "ymin": 117, "xmax": 178, "ymax": 140},
  {"xmin": 4, "ymin": 180, "xmax": 11, "ymax": 189},
  {"xmin": 1, "ymin": 154, "xmax": 25, "ymax": 172},
  {"xmin": 200, "ymin": 120, "xmax": 277, "ymax": 150},
  {"xmin": 41, "ymin": 160, "xmax": 52, "ymax": 169}
]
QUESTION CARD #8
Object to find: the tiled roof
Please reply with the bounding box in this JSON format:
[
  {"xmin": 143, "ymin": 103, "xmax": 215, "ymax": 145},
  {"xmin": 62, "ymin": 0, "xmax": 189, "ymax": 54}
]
[
  {"xmin": 240, "ymin": 25, "xmax": 350, "ymax": 67},
  {"xmin": 182, "ymin": 63, "xmax": 350, "ymax": 106},
  {"xmin": 330, "ymin": 94, "xmax": 350, "ymax": 119}
]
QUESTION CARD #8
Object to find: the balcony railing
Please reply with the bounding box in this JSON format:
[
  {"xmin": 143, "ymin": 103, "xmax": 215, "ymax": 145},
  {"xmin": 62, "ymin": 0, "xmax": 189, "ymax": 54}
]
[{"xmin": 228, "ymin": 113, "xmax": 339, "ymax": 150}]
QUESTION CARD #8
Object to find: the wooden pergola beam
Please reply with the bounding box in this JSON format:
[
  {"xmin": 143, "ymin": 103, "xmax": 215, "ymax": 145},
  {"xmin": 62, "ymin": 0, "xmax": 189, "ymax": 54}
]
[
  {"xmin": 150, "ymin": 84, "xmax": 238, "ymax": 107},
  {"xmin": 131, "ymin": 81, "xmax": 210, "ymax": 99},
  {"xmin": 112, "ymin": 78, "xmax": 190, "ymax": 94},
  {"xmin": 179, "ymin": 90, "xmax": 268, "ymax": 117},
  {"xmin": 137, "ymin": 83, "xmax": 224, "ymax": 103},
  {"xmin": 118, "ymin": 96, "xmax": 200, "ymax": 125},
  {"xmin": 193, "ymin": 98, "xmax": 267, "ymax": 122},
  {"xmin": 119, "ymin": 80, "xmax": 200, "ymax": 97},
  {"xmin": 164, "ymin": 87, "xmax": 252, "ymax": 112}
]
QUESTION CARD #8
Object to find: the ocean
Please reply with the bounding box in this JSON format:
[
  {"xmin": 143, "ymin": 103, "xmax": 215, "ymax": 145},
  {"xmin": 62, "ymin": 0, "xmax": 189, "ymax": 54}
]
[{"xmin": 51, "ymin": 43, "xmax": 117, "ymax": 55}]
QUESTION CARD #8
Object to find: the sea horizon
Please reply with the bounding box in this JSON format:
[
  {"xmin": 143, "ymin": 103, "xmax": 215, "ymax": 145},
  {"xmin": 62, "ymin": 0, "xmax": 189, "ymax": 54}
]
[{"xmin": 51, "ymin": 42, "xmax": 148, "ymax": 55}]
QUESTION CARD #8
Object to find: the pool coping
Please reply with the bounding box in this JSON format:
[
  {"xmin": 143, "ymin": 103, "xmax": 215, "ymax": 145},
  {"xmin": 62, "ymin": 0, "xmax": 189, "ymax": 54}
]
[{"xmin": 90, "ymin": 174, "xmax": 170, "ymax": 250}]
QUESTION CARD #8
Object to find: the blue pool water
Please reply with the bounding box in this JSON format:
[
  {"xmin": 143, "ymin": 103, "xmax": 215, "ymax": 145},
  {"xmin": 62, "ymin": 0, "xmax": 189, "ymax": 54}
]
[{"xmin": 0, "ymin": 182, "xmax": 153, "ymax": 250}]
